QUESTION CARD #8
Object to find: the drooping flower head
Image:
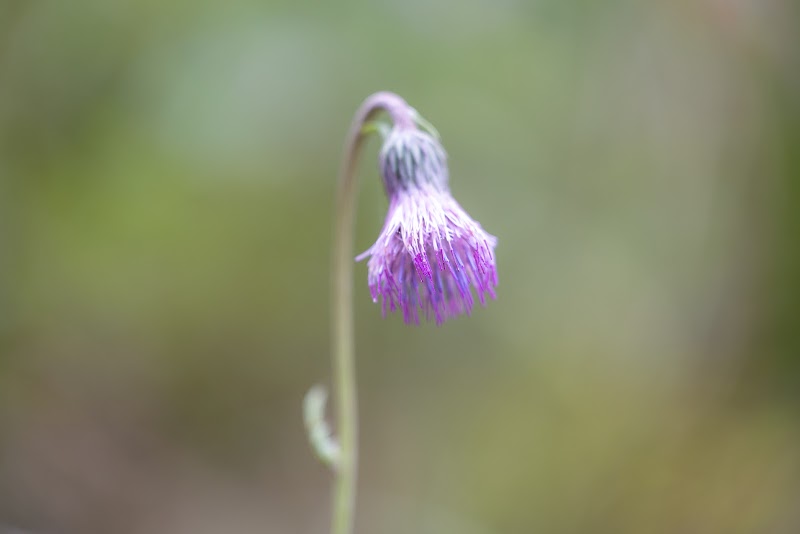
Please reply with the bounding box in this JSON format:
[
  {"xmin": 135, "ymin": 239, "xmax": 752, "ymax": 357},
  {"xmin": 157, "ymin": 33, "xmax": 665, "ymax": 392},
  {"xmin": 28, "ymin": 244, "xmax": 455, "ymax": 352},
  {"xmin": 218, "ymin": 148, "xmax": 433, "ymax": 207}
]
[{"xmin": 356, "ymin": 122, "xmax": 498, "ymax": 325}]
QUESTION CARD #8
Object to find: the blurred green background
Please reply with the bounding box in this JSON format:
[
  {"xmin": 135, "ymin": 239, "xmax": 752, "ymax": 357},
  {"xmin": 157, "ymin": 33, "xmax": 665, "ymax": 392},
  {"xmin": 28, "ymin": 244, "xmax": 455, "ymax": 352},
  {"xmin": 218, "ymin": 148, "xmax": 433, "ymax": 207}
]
[{"xmin": 1, "ymin": 0, "xmax": 799, "ymax": 532}]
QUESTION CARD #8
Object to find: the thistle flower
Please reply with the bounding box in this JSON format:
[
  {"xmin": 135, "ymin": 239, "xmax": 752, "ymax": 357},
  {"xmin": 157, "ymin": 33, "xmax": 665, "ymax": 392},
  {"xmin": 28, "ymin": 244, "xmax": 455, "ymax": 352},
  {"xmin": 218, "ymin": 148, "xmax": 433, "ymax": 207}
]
[
  {"xmin": 306, "ymin": 93, "xmax": 495, "ymax": 534},
  {"xmin": 357, "ymin": 125, "xmax": 498, "ymax": 325}
]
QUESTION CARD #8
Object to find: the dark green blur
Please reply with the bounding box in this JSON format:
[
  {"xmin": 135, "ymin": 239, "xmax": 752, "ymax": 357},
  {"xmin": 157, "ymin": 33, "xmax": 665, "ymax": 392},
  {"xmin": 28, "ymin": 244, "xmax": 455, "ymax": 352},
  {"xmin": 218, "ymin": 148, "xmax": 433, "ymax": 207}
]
[{"xmin": 1, "ymin": 1, "xmax": 799, "ymax": 532}]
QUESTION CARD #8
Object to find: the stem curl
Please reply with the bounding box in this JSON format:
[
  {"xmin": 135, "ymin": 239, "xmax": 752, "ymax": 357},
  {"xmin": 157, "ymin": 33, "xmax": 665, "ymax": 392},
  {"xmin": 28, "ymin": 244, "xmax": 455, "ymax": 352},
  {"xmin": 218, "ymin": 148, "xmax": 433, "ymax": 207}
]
[{"xmin": 303, "ymin": 385, "xmax": 340, "ymax": 469}]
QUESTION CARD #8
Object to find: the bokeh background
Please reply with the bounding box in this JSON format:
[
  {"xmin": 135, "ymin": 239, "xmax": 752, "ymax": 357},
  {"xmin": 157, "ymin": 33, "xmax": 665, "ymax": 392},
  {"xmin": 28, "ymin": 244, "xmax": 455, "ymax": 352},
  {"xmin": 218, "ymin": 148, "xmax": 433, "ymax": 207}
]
[{"xmin": 1, "ymin": 0, "xmax": 799, "ymax": 532}]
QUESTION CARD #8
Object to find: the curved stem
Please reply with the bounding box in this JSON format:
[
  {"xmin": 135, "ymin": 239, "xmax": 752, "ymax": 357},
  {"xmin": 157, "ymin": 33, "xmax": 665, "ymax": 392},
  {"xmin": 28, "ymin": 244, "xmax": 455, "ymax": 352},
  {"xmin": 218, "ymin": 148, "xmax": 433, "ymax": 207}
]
[{"xmin": 330, "ymin": 92, "xmax": 414, "ymax": 534}]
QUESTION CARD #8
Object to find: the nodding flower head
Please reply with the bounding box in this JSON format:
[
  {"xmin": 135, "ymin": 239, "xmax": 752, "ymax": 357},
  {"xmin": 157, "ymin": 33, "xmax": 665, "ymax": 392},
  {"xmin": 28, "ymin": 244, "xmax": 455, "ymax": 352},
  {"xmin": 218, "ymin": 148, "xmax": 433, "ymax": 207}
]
[{"xmin": 356, "ymin": 123, "xmax": 498, "ymax": 325}]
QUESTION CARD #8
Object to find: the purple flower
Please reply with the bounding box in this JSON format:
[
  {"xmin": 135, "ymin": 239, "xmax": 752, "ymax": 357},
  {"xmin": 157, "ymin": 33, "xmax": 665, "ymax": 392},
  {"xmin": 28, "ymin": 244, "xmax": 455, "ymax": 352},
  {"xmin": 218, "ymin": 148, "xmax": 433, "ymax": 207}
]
[{"xmin": 356, "ymin": 126, "xmax": 498, "ymax": 325}]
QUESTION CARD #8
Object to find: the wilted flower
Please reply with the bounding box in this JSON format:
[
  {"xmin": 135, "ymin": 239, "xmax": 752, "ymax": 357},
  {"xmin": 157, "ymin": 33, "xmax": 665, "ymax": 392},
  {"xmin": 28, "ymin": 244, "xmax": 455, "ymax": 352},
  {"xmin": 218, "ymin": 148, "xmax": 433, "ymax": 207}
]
[{"xmin": 356, "ymin": 126, "xmax": 498, "ymax": 325}]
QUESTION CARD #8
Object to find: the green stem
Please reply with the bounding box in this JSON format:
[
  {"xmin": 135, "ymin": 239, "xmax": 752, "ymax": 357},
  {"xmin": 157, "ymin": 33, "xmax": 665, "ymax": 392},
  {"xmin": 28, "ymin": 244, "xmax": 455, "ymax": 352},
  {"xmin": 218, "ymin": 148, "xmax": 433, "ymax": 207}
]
[{"xmin": 330, "ymin": 92, "xmax": 414, "ymax": 534}]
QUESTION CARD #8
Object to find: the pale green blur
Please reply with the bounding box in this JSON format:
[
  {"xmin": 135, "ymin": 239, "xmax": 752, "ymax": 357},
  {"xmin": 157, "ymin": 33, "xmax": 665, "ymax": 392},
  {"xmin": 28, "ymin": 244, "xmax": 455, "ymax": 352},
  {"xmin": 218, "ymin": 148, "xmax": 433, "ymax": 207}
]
[{"xmin": 1, "ymin": 1, "xmax": 799, "ymax": 532}]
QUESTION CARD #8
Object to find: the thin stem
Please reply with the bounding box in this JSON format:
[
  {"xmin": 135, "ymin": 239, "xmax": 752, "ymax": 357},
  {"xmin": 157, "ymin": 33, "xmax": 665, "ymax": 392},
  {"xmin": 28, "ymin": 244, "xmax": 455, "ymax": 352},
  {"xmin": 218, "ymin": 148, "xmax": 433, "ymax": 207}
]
[{"xmin": 330, "ymin": 92, "xmax": 414, "ymax": 534}]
